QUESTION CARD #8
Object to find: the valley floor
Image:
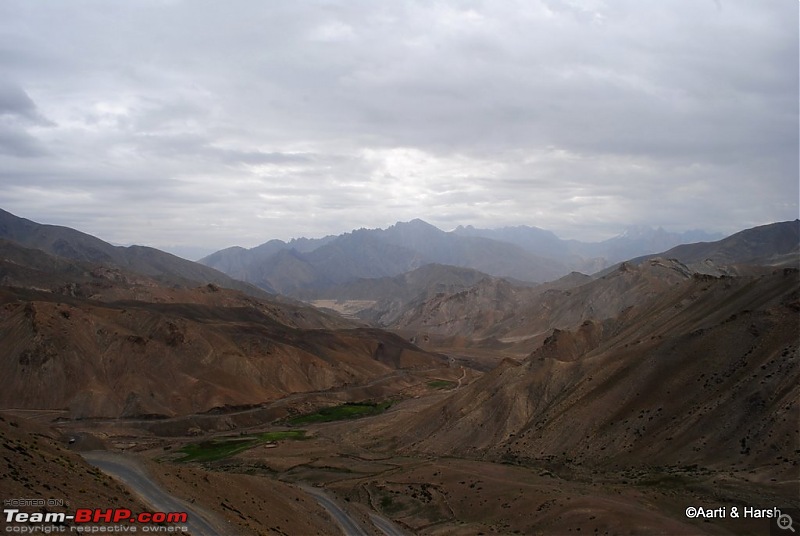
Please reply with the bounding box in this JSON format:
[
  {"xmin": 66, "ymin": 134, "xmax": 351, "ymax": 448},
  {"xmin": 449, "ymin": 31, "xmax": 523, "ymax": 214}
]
[{"xmin": 26, "ymin": 366, "xmax": 798, "ymax": 536}]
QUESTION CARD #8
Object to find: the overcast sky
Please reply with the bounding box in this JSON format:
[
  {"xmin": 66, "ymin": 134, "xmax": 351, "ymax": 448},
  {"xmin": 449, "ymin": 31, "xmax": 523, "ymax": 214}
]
[{"xmin": 0, "ymin": 0, "xmax": 797, "ymax": 258}]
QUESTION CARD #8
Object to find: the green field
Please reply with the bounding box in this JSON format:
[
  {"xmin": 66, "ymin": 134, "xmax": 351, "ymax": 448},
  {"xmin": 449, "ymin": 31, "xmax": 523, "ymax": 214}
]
[
  {"xmin": 286, "ymin": 401, "xmax": 392, "ymax": 426},
  {"xmin": 427, "ymin": 380, "xmax": 457, "ymax": 390},
  {"xmin": 177, "ymin": 430, "xmax": 306, "ymax": 462}
]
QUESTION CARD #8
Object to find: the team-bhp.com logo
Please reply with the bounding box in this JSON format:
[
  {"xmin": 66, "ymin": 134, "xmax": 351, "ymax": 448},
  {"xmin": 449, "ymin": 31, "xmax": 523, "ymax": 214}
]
[{"xmin": 4, "ymin": 508, "xmax": 188, "ymax": 532}]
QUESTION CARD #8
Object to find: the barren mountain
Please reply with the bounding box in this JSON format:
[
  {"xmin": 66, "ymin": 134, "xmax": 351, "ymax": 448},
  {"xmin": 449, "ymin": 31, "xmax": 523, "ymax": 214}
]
[
  {"xmin": 5, "ymin": 215, "xmax": 797, "ymax": 535},
  {"xmin": 367, "ymin": 265, "xmax": 799, "ymax": 478},
  {"xmin": 374, "ymin": 220, "xmax": 566, "ymax": 281},
  {"xmin": 200, "ymin": 235, "xmax": 338, "ymax": 281},
  {"xmin": 304, "ymin": 263, "xmax": 490, "ymax": 302},
  {"xmin": 200, "ymin": 219, "xmax": 568, "ymax": 295},
  {"xmin": 0, "ymin": 285, "xmax": 442, "ymax": 418},
  {"xmin": 1, "ymin": 413, "xmax": 343, "ymax": 535},
  {"xmin": 0, "ymin": 239, "xmax": 349, "ymax": 329},
  {"xmin": 639, "ymin": 219, "xmax": 799, "ymax": 268},
  {"xmin": 389, "ymin": 267, "xmax": 606, "ymax": 354},
  {"xmin": 390, "ymin": 221, "xmax": 798, "ymax": 355},
  {"xmin": 302, "ymin": 263, "xmax": 494, "ymax": 325},
  {"xmin": 0, "ymin": 413, "xmax": 149, "ymax": 516},
  {"xmin": 0, "ymin": 238, "xmax": 444, "ymax": 419},
  {"xmin": 454, "ymin": 223, "xmax": 724, "ymax": 272},
  {"xmin": 0, "ymin": 208, "xmax": 272, "ymax": 297}
]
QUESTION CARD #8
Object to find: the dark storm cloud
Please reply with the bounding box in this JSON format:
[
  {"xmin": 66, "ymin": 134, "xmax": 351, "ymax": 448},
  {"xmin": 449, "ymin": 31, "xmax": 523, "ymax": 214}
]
[{"xmin": 0, "ymin": 0, "xmax": 795, "ymax": 248}]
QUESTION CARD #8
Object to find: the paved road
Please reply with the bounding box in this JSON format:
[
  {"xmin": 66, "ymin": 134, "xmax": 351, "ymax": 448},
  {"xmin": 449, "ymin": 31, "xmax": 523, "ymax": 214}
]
[
  {"xmin": 369, "ymin": 513, "xmax": 408, "ymax": 536},
  {"xmin": 299, "ymin": 484, "xmax": 369, "ymax": 536},
  {"xmin": 81, "ymin": 451, "xmax": 228, "ymax": 536}
]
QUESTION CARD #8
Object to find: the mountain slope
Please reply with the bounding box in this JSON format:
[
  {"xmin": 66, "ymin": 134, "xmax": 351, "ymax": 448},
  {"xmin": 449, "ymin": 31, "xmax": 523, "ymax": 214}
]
[
  {"xmin": 651, "ymin": 219, "xmax": 799, "ymax": 267},
  {"xmin": 454, "ymin": 223, "xmax": 724, "ymax": 272},
  {"xmin": 0, "ymin": 284, "xmax": 441, "ymax": 418},
  {"xmin": 0, "ymin": 208, "xmax": 273, "ymax": 296},
  {"xmin": 388, "ymin": 262, "xmax": 663, "ymax": 353},
  {"xmin": 0, "ymin": 239, "xmax": 353, "ymax": 329},
  {"xmin": 303, "ymin": 263, "xmax": 490, "ymax": 302},
  {"xmin": 1, "ymin": 413, "xmax": 150, "ymax": 517},
  {"xmin": 198, "ymin": 235, "xmax": 339, "ymax": 283},
  {"xmin": 0, "ymin": 239, "xmax": 444, "ymax": 419},
  {"xmin": 374, "ymin": 219, "xmax": 565, "ymax": 281},
  {"xmin": 304, "ymin": 263, "xmax": 495, "ymax": 325},
  {"xmin": 390, "ymin": 221, "xmax": 798, "ymax": 353},
  {"xmin": 200, "ymin": 219, "xmax": 569, "ymax": 296},
  {"xmin": 454, "ymin": 224, "xmax": 569, "ymax": 258},
  {"xmin": 580, "ymin": 225, "xmax": 724, "ymax": 265},
  {"xmin": 376, "ymin": 266, "xmax": 800, "ymax": 476}
]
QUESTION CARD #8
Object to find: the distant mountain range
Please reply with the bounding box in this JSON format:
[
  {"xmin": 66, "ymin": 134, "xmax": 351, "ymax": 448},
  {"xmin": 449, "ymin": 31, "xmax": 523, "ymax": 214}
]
[
  {"xmin": 636, "ymin": 220, "xmax": 800, "ymax": 267},
  {"xmin": 596, "ymin": 219, "xmax": 800, "ymax": 277},
  {"xmin": 201, "ymin": 219, "xmax": 567, "ymax": 295},
  {"xmin": 453, "ymin": 223, "xmax": 723, "ymax": 270},
  {"xmin": 387, "ymin": 221, "xmax": 799, "ymax": 350},
  {"xmin": 277, "ymin": 220, "xmax": 797, "ymax": 356},
  {"xmin": 200, "ymin": 219, "xmax": 727, "ymax": 296},
  {"xmin": 3, "ymin": 207, "xmax": 795, "ymax": 316}
]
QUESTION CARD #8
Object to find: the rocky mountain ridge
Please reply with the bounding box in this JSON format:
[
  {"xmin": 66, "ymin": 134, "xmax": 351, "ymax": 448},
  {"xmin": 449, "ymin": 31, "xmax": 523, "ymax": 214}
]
[
  {"xmin": 355, "ymin": 263, "xmax": 800, "ymax": 475},
  {"xmin": 0, "ymin": 208, "xmax": 273, "ymax": 297},
  {"xmin": 200, "ymin": 218, "xmax": 731, "ymax": 297}
]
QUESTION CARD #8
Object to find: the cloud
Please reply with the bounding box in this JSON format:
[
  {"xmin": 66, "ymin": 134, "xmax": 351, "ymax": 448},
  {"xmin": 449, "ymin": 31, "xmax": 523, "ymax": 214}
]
[
  {"xmin": 0, "ymin": 0, "xmax": 795, "ymax": 250},
  {"xmin": 0, "ymin": 82, "xmax": 40, "ymax": 119},
  {"xmin": 0, "ymin": 82, "xmax": 53, "ymax": 157},
  {"xmin": 0, "ymin": 125, "xmax": 48, "ymax": 157}
]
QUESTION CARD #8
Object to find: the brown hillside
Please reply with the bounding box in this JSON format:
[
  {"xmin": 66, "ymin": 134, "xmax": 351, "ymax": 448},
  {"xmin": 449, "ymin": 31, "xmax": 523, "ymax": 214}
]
[
  {"xmin": 0, "ymin": 285, "xmax": 442, "ymax": 419},
  {"xmin": 0, "ymin": 414, "xmax": 340, "ymax": 535},
  {"xmin": 0, "ymin": 208, "xmax": 274, "ymax": 297},
  {"xmin": 391, "ymin": 258, "xmax": 697, "ymax": 355},
  {"xmin": 0, "ymin": 238, "xmax": 350, "ymax": 330},
  {"xmin": 378, "ymin": 268, "xmax": 799, "ymax": 482},
  {"xmin": 0, "ymin": 413, "xmax": 149, "ymax": 516}
]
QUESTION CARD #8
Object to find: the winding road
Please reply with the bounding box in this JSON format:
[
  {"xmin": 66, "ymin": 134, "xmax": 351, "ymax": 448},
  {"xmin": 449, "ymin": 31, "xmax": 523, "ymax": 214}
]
[
  {"xmin": 298, "ymin": 484, "xmax": 369, "ymax": 536},
  {"xmin": 84, "ymin": 451, "xmax": 406, "ymax": 536},
  {"xmin": 298, "ymin": 484, "xmax": 408, "ymax": 536},
  {"xmin": 81, "ymin": 451, "xmax": 229, "ymax": 536},
  {"xmin": 369, "ymin": 513, "xmax": 408, "ymax": 536}
]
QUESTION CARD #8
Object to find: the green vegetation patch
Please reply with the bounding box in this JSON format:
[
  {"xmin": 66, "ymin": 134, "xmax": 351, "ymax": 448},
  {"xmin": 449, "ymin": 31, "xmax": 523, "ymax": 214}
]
[
  {"xmin": 256, "ymin": 430, "xmax": 308, "ymax": 442},
  {"xmin": 177, "ymin": 430, "xmax": 306, "ymax": 462},
  {"xmin": 287, "ymin": 401, "xmax": 392, "ymax": 426},
  {"xmin": 427, "ymin": 380, "xmax": 457, "ymax": 390}
]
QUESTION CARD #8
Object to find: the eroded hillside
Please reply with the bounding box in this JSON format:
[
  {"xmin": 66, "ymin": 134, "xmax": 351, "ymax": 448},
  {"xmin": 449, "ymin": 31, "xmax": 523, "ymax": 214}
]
[{"xmin": 371, "ymin": 267, "xmax": 800, "ymax": 477}]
